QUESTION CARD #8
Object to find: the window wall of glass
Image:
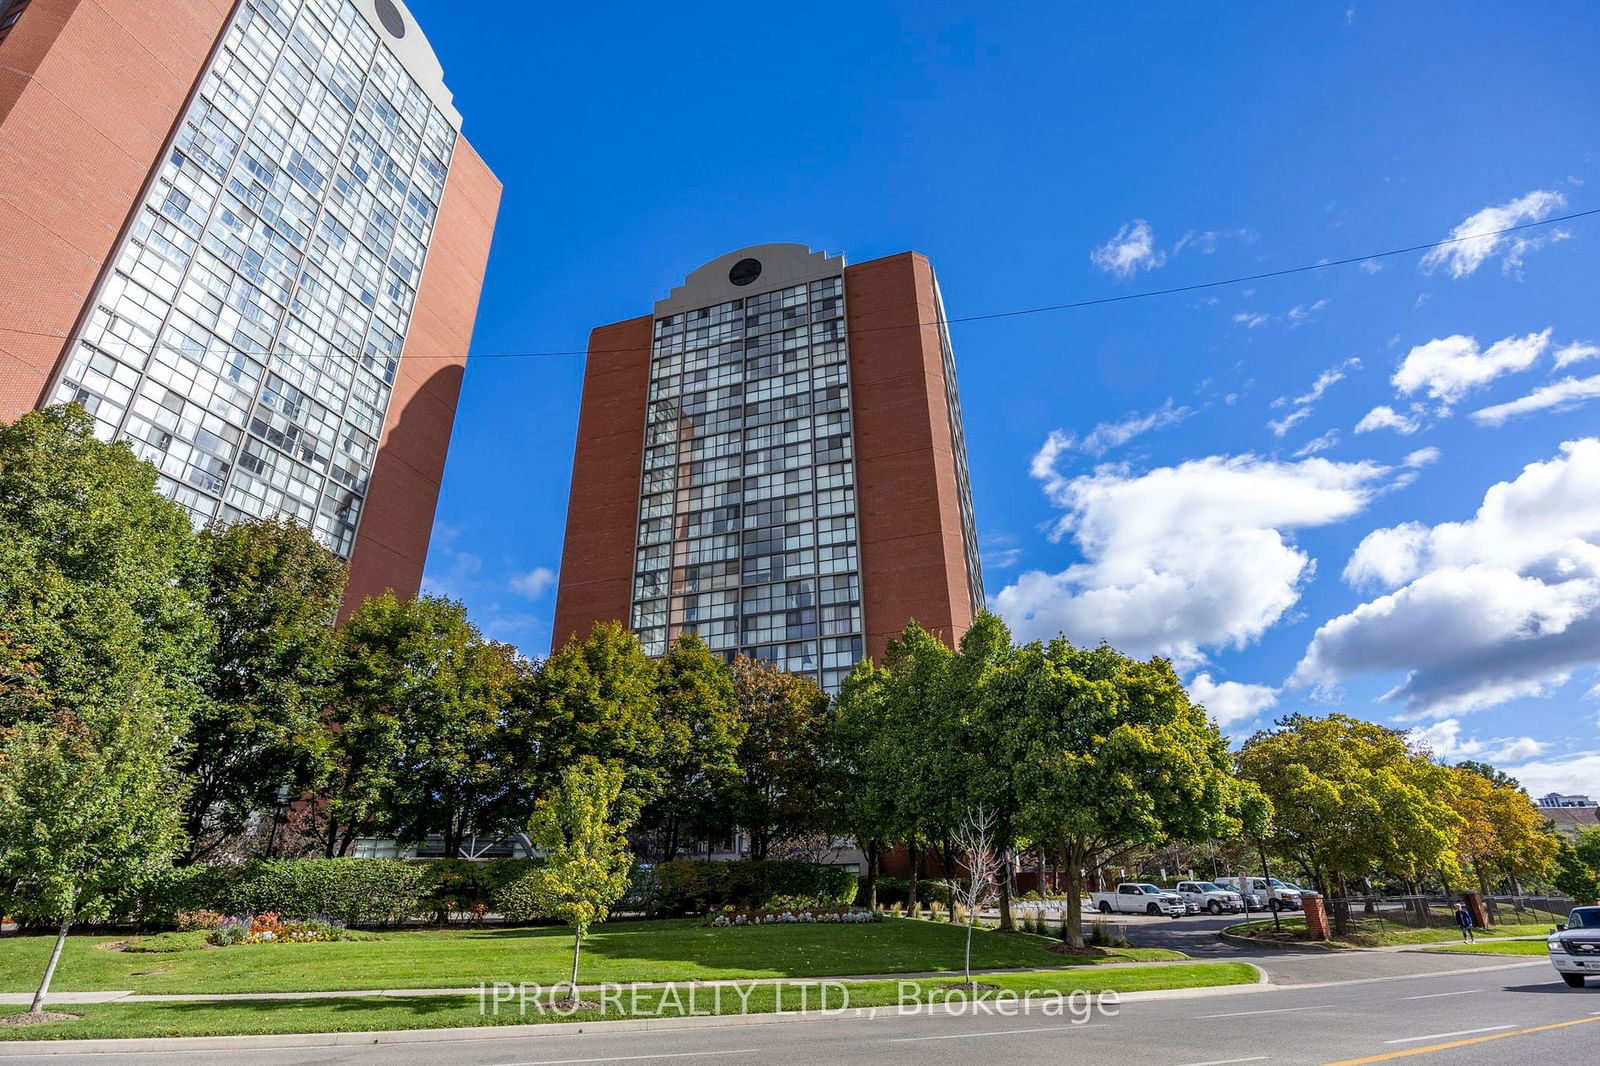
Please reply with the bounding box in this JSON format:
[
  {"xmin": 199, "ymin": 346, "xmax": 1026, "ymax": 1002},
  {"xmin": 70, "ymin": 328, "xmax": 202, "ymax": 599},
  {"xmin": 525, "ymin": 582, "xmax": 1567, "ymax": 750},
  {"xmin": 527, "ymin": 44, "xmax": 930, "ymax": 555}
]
[
  {"xmin": 632, "ymin": 276, "xmax": 866, "ymax": 692},
  {"xmin": 48, "ymin": 0, "xmax": 455, "ymax": 558}
]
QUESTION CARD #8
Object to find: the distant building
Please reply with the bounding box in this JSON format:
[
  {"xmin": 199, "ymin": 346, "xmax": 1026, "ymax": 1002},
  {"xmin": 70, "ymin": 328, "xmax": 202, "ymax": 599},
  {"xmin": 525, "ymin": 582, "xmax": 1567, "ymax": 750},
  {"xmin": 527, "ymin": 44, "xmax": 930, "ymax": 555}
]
[
  {"xmin": 1538, "ymin": 793, "xmax": 1597, "ymax": 808},
  {"xmin": 553, "ymin": 243, "xmax": 984, "ymax": 692}
]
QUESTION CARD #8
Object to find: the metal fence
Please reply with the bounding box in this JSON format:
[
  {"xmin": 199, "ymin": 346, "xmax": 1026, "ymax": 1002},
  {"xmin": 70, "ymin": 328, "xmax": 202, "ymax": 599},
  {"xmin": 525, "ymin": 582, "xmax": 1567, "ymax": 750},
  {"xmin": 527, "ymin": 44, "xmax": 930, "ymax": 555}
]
[{"xmin": 1323, "ymin": 893, "xmax": 1575, "ymax": 931}]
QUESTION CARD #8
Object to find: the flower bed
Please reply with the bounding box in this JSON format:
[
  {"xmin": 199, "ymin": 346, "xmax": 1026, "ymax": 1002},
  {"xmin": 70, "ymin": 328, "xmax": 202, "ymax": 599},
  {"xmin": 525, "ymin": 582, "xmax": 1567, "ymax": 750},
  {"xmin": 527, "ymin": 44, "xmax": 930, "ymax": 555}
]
[
  {"xmin": 206, "ymin": 912, "xmax": 354, "ymax": 946},
  {"xmin": 709, "ymin": 907, "xmax": 880, "ymax": 927}
]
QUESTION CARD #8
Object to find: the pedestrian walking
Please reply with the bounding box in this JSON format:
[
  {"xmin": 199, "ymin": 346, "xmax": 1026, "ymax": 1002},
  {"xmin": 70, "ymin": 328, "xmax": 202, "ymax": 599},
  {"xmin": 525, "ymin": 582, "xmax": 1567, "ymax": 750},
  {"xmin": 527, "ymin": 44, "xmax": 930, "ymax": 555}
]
[{"xmin": 1454, "ymin": 902, "xmax": 1475, "ymax": 942}]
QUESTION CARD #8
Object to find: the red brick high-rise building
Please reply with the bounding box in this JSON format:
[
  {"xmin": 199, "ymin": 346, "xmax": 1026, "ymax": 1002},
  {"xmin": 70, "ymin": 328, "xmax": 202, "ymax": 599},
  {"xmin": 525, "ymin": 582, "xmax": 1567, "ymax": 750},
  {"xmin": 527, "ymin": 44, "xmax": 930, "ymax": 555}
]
[
  {"xmin": 554, "ymin": 244, "xmax": 984, "ymax": 691},
  {"xmin": 0, "ymin": 0, "xmax": 500, "ymax": 612}
]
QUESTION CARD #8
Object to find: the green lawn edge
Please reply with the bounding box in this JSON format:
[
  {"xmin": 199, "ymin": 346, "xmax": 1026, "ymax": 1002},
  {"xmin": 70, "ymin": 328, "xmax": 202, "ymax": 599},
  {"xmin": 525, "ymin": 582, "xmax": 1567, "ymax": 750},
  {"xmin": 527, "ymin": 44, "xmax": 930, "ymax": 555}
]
[
  {"xmin": 1224, "ymin": 915, "xmax": 1559, "ymax": 948},
  {"xmin": 0, "ymin": 963, "xmax": 1258, "ymax": 1041},
  {"xmin": 0, "ymin": 920, "xmax": 1184, "ymax": 996},
  {"xmin": 1424, "ymin": 939, "xmax": 1550, "ymax": 956}
]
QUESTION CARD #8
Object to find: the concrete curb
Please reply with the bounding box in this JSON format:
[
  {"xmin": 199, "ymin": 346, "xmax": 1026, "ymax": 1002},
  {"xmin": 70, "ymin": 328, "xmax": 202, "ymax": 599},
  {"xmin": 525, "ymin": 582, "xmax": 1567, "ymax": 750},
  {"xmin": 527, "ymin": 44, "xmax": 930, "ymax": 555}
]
[{"xmin": 0, "ymin": 966, "xmax": 1271, "ymax": 1055}]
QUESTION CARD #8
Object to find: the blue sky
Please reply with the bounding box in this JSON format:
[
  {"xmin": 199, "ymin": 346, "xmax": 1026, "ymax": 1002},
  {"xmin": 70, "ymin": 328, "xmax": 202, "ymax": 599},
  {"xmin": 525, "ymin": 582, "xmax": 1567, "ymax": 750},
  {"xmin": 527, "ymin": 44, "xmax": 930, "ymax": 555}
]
[{"xmin": 412, "ymin": 1, "xmax": 1600, "ymax": 794}]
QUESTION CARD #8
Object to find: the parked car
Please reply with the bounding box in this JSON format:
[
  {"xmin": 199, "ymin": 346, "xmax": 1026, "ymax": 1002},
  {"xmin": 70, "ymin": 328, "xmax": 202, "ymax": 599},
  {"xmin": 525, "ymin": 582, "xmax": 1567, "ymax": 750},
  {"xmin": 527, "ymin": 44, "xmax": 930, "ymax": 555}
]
[
  {"xmin": 1175, "ymin": 880, "xmax": 1246, "ymax": 914},
  {"xmin": 1091, "ymin": 882, "xmax": 1187, "ymax": 918},
  {"xmin": 1216, "ymin": 876, "xmax": 1303, "ymax": 911},
  {"xmin": 1548, "ymin": 906, "xmax": 1600, "ymax": 987}
]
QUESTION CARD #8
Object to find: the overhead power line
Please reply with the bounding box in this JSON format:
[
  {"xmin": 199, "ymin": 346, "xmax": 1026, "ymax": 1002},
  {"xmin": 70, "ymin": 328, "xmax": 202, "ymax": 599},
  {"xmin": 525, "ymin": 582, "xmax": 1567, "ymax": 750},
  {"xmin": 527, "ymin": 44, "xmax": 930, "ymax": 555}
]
[{"xmin": 2, "ymin": 208, "xmax": 1595, "ymax": 365}]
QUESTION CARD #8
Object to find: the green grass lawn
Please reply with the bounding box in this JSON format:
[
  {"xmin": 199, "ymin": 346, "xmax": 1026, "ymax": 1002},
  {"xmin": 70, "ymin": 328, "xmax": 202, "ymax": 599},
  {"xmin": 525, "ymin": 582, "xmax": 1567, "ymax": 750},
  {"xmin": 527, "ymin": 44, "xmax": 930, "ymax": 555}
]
[
  {"xmin": 0, "ymin": 962, "xmax": 1256, "ymax": 1041},
  {"xmin": 1425, "ymin": 939, "xmax": 1550, "ymax": 956},
  {"xmin": 1226, "ymin": 915, "xmax": 1558, "ymax": 948},
  {"xmin": 0, "ymin": 919, "xmax": 1183, "ymax": 996}
]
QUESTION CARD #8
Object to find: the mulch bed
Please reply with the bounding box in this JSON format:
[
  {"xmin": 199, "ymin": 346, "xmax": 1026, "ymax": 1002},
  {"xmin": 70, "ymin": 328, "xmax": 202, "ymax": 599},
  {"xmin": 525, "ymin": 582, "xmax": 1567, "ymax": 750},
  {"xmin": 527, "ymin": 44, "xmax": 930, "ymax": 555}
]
[{"xmin": 1, "ymin": 1011, "xmax": 81, "ymax": 1027}]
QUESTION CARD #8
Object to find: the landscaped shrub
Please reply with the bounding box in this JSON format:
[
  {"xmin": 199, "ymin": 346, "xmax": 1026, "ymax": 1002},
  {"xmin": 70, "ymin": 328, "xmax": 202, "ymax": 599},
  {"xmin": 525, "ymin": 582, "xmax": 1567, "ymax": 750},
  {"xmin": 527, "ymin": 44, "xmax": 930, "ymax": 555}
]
[
  {"xmin": 225, "ymin": 860, "xmax": 426, "ymax": 927},
  {"xmin": 491, "ymin": 866, "xmax": 549, "ymax": 924},
  {"xmin": 413, "ymin": 858, "xmax": 538, "ymax": 920},
  {"xmin": 869, "ymin": 876, "xmax": 953, "ymax": 910},
  {"xmin": 648, "ymin": 860, "xmax": 858, "ymax": 916}
]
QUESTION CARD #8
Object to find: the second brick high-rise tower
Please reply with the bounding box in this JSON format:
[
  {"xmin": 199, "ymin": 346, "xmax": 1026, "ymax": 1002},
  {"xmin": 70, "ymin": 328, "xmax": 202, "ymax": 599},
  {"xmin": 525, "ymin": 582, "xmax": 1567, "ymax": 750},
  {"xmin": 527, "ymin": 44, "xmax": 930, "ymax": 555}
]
[{"xmin": 554, "ymin": 244, "xmax": 983, "ymax": 691}]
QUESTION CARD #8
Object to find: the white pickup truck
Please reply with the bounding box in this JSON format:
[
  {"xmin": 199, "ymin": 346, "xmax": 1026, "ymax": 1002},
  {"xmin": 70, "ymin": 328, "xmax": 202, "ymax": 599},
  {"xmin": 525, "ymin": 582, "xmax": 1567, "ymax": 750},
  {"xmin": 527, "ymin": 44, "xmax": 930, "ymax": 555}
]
[
  {"xmin": 1175, "ymin": 880, "xmax": 1246, "ymax": 914},
  {"xmin": 1091, "ymin": 882, "xmax": 1186, "ymax": 918},
  {"xmin": 1215, "ymin": 876, "xmax": 1303, "ymax": 912}
]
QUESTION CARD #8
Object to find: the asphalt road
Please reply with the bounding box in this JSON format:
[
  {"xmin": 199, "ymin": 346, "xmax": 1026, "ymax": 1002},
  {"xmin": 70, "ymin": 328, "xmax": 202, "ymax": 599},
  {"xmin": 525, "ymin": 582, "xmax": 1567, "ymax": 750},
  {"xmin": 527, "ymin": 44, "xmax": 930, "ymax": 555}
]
[{"xmin": 4, "ymin": 953, "xmax": 1598, "ymax": 1066}]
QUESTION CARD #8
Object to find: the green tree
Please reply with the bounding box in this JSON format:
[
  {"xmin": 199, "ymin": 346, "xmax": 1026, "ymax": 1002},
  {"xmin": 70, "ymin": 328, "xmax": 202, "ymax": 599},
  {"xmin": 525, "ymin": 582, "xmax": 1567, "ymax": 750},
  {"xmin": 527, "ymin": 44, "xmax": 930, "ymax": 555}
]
[
  {"xmin": 641, "ymin": 634, "xmax": 744, "ymax": 860},
  {"xmin": 1238, "ymin": 713, "xmax": 1459, "ymax": 922},
  {"xmin": 530, "ymin": 623, "xmax": 664, "ymax": 824},
  {"xmin": 1447, "ymin": 765, "xmax": 1560, "ymax": 898},
  {"xmin": 182, "ymin": 518, "xmax": 346, "ymax": 860},
  {"xmin": 0, "ymin": 406, "xmax": 205, "ymax": 1010},
  {"xmin": 523, "ymin": 758, "xmax": 635, "ymax": 1001},
  {"xmin": 0, "ymin": 405, "xmax": 211, "ymax": 733},
  {"xmin": 1005, "ymin": 640, "xmax": 1260, "ymax": 948},
  {"xmin": 829, "ymin": 657, "xmax": 898, "ymax": 909},
  {"xmin": 1554, "ymin": 827, "xmax": 1600, "ymax": 903},
  {"xmin": 0, "ymin": 712, "xmax": 187, "ymax": 1013},
  {"xmin": 726, "ymin": 656, "xmax": 830, "ymax": 860},
  {"xmin": 330, "ymin": 594, "xmax": 531, "ymax": 857}
]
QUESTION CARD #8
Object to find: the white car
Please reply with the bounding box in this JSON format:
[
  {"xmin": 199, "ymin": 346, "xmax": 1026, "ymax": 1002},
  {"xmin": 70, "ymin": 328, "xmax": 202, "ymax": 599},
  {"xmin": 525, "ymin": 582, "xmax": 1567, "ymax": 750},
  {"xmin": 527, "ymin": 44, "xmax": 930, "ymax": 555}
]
[
  {"xmin": 1216, "ymin": 876, "xmax": 1303, "ymax": 912},
  {"xmin": 1548, "ymin": 906, "xmax": 1600, "ymax": 988},
  {"xmin": 1175, "ymin": 880, "xmax": 1246, "ymax": 914},
  {"xmin": 1091, "ymin": 882, "xmax": 1187, "ymax": 918}
]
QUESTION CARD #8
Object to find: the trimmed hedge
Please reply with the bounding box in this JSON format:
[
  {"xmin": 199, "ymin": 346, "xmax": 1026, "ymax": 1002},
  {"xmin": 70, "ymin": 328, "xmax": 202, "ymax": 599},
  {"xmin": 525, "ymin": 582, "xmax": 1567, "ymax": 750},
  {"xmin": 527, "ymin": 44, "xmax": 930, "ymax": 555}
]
[
  {"xmin": 865, "ymin": 876, "xmax": 953, "ymax": 909},
  {"xmin": 648, "ymin": 860, "xmax": 857, "ymax": 916},
  {"xmin": 130, "ymin": 859, "xmax": 428, "ymax": 927},
  {"xmin": 412, "ymin": 858, "xmax": 539, "ymax": 918}
]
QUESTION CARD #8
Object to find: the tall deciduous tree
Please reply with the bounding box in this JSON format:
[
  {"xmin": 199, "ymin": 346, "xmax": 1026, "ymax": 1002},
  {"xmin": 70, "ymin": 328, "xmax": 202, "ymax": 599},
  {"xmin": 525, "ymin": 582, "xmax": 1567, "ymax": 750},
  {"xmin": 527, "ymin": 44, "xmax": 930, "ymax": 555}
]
[
  {"xmin": 1554, "ymin": 827, "xmax": 1600, "ymax": 904},
  {"xmin": 1447, "ymin": 765, "xmax": 1560, "ymax": 897},
  {"xmin": 1238, "ymin": 713, "xmax": 1459, "ymax": 922},
  {"xmin": 0, "ymin": 406, "xmax": 200, "ymax": 1012},
  {"xmin": 531, "ymin": 623, "xmax": 664, "ymax": 824},
  {"xmin": 829, "ymin": 657, "xmax": 898, "ymax": 909},
  {"xmin": 1005, "ymin": 640, "xmax": 1261, "ymax": 948},
  {"xmin": 641, "ymin": 634, "xmax": 744, "ymax": 860},
  {"xmin": 727, "ymin": 655, "xmax": 829, "ymax": 860},
  {"xmin": 182, "ymin": 518, "xmax": 346, "ymax": 860},
  {"xmin": 524, "ymin": 758, "xmax": 635, "ymax": 1001},
  {"xmin": 331, "ymin": 594, "xmax": 531, "ymax": 857}
]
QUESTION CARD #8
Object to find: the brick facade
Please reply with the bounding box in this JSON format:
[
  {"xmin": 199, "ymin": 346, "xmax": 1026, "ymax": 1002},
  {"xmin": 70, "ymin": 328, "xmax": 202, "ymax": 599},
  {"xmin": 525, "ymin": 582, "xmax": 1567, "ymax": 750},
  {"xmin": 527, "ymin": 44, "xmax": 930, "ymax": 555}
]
[
  {"xmin": 551, "ymin": 249, "xmax": 981, "ymax": 663},
  {"xmin": 550, "ymin": 315, "xmax": 653, "ymax": 645},
  {"xmin": 844, "ymin": 252, "xmax": 977, "ymax": 660}
]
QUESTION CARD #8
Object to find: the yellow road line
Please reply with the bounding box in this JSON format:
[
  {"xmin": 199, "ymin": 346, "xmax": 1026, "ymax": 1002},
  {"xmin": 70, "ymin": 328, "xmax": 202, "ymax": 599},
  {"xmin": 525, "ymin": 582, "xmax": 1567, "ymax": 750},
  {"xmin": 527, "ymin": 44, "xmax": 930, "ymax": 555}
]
[{"xmin": 1321, "ymin": 1014, "xmax": 1600, "ymax": 1064}]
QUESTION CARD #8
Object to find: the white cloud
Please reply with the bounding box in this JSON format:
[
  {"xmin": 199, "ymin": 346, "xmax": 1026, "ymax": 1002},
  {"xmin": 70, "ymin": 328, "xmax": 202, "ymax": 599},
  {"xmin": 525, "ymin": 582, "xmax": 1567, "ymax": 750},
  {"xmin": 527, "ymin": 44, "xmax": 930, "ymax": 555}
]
[
  {"xmin": 1091, "ymin": 220, "xmax": 1165, "ymax": 278},
  {"xmin": 511, "ymin": 566, "xmax": 557, "ymax": 600},
  {"xmin": 1295, "ymin": 438, "xmax": 1600, "ymax": 718},
  {"xmin": 1392, "ymin": 330, "xmax": 1551, "ymax": 406},
  {"xmin": 995, "ymin": 450, "xmax": 1396, "ymax": 667},
  {"xmin": 1270, "ymin": 358, "xmax": 1361, "ymax": 438},
  {"xmin": 1407, "ymin": 718, "xmax": 1545, "ymax": 763},
  {"xmin": 1404, "ymin": 447, "xmax": 1441, "ymax": 469},
  {"xmin": 1359, "ymin": 259, "xmax": 1383, "ymax": 275},
  {"xmin": 1040, "ymin": 399, "xmax": 1194, "ymax": 459},
  {"xmin": 1267, "ymin": 406, "xmax": 1314, "ymax": 438},
  {"xmin": 1498, "ymin": 751, "xmax": 1600, "ymax": 798},
  {"xmin": 1471, "ymin": 374, "xmax": 1600, "ymax": 427},
  {"xmin": 1233, "ymin": 311, "xmax": 1271, "ymax": 329},
  {"xmin": 1188, "ymin": 673, "xmax": 1280, "ymax": 728},
  {"xmin": 1555, "ymin": 343, "xmax": 1600, "ymax": 370},
  {"xmin": 1420, "ymin": 189, "xmax": 1567, "ymax": 278},
  {"xmin": 1355, "ymin": 405, "xmax": 1422, "ymax": 435},
  {"xmin": 1286, "ymin": 299, "xmax": 1331, "ymax": 327},
  {"xmin": 1293, "ymin": 430, "xmax": 1341, "ymax": 458}
]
